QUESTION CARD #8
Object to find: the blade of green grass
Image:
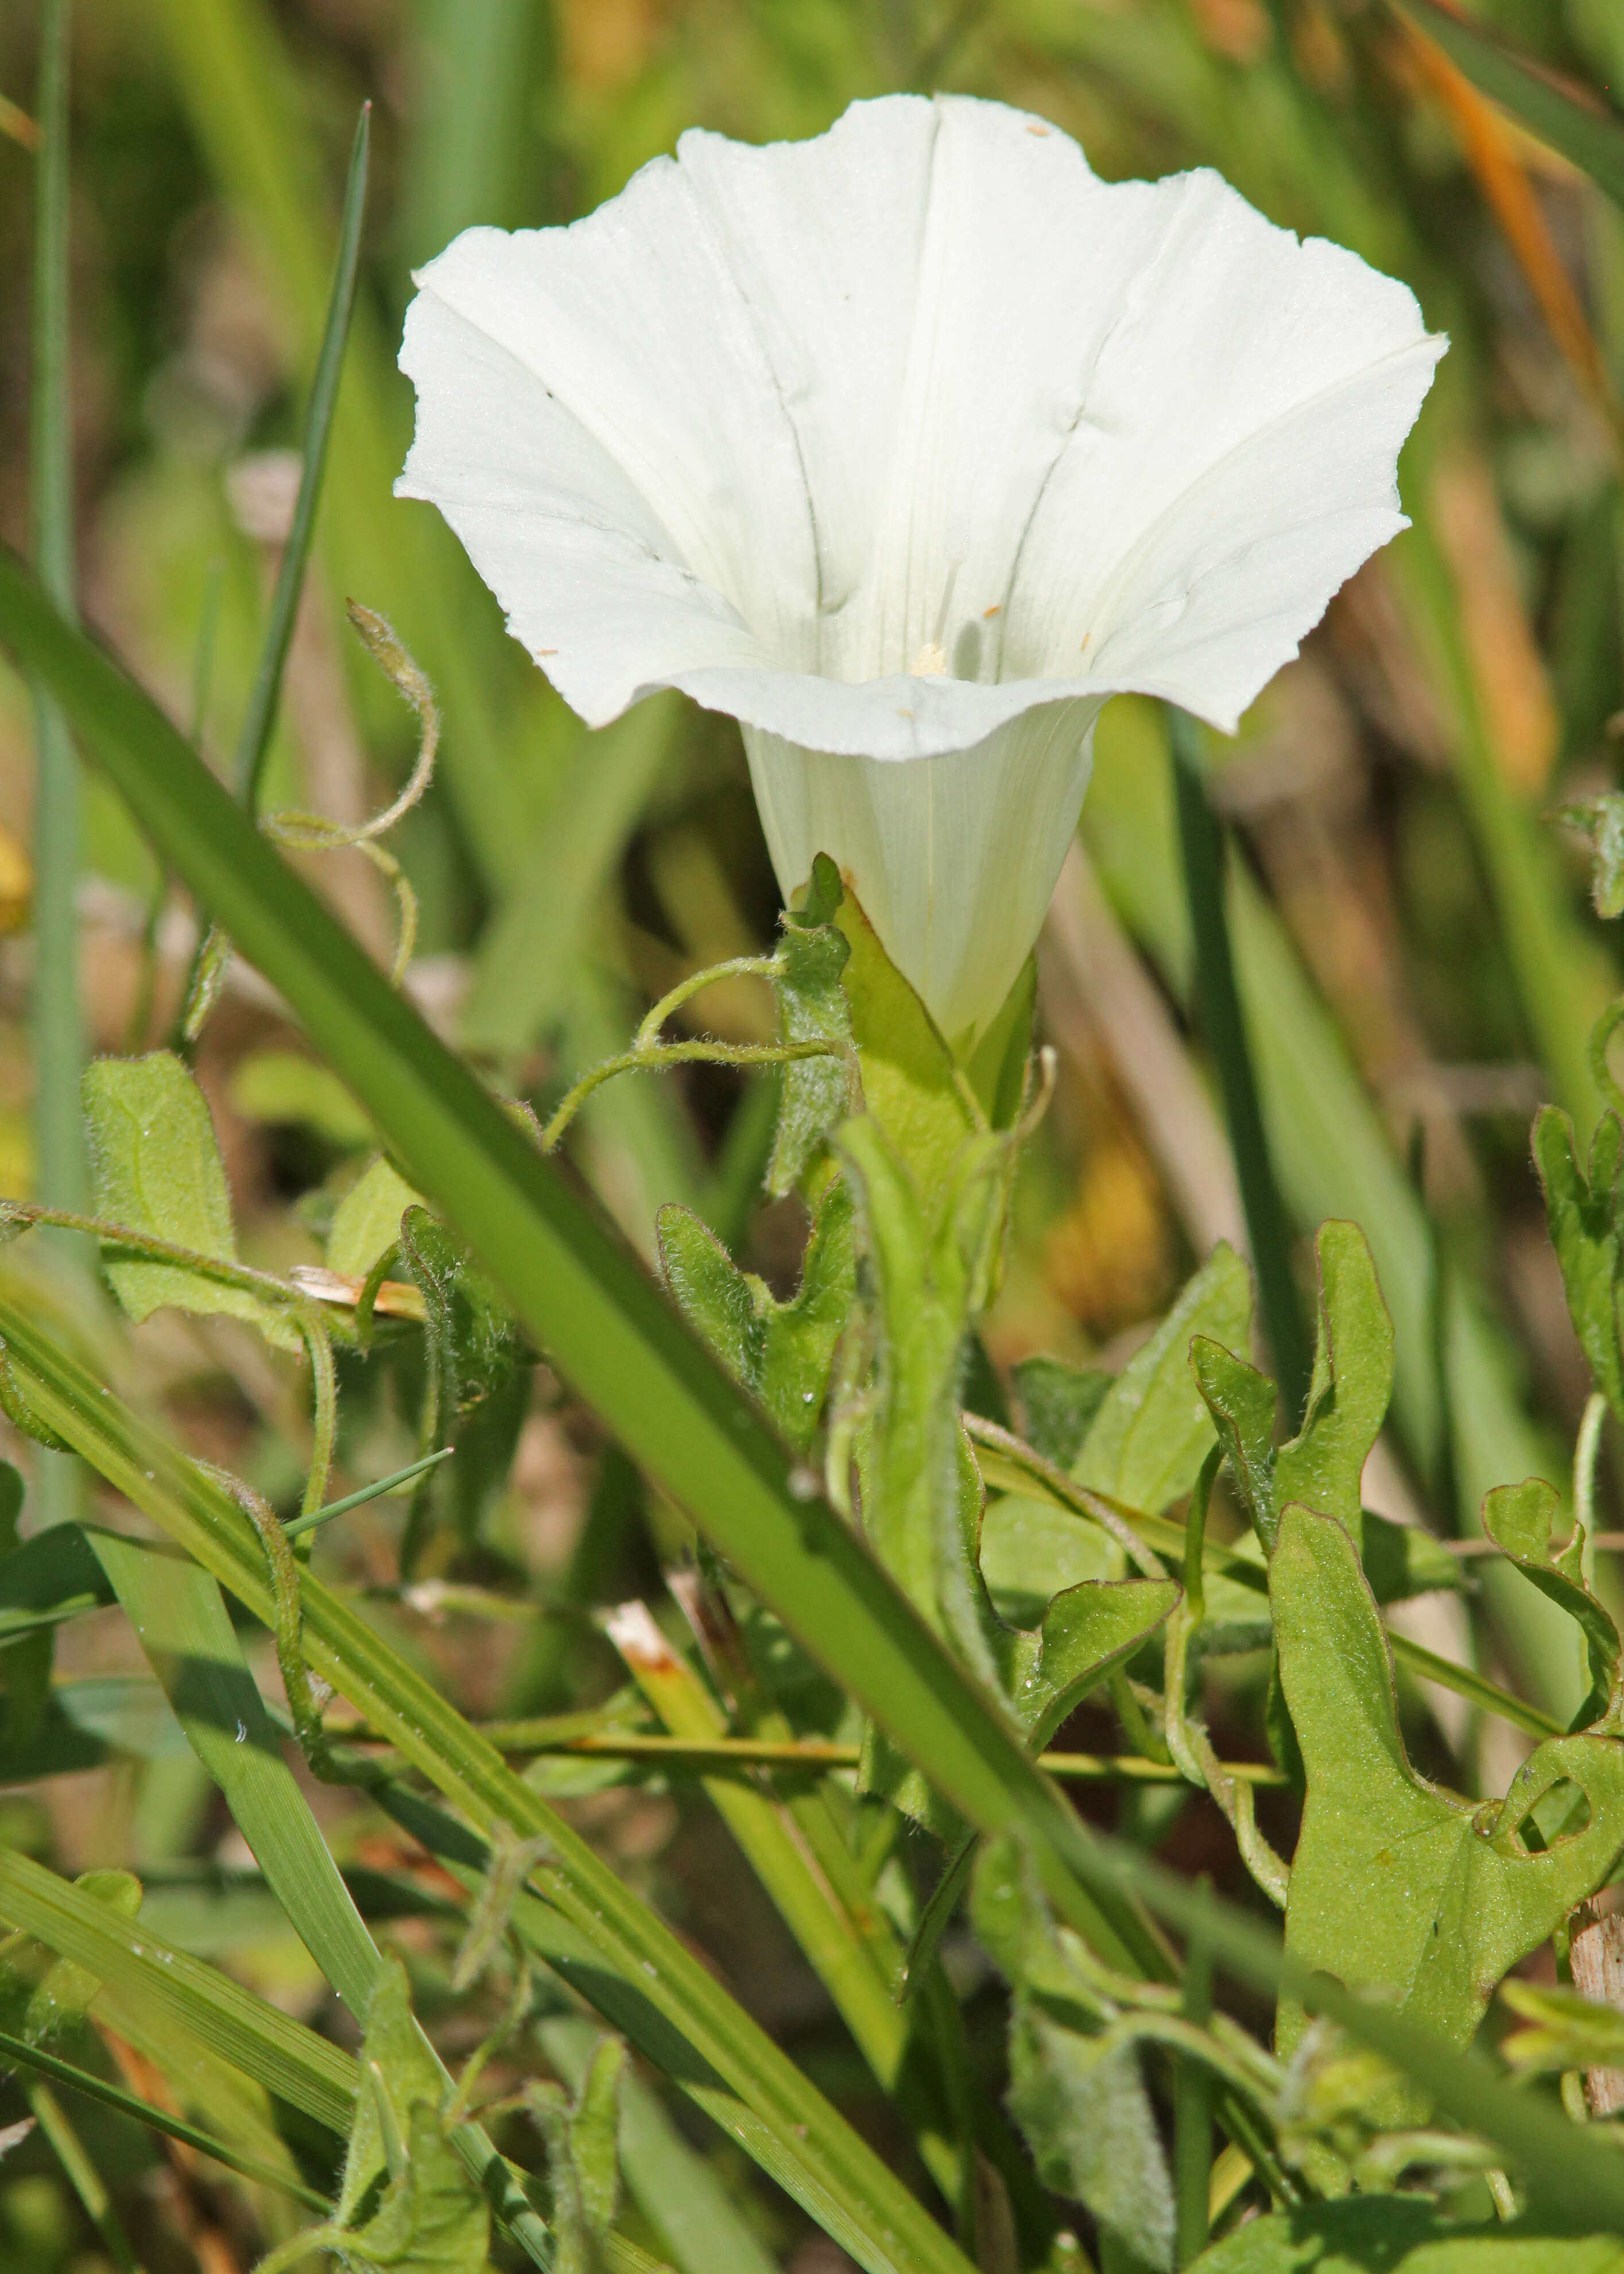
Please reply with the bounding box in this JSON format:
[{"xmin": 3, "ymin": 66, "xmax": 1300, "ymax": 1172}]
[
  {"xmin": 24, "ymin": 2078, "xmax": 140, "ymax": 2274},
  {"xmin": 11, "ymin": 559, "xmax": 1624, "ymax": 2224},
  {"xmin": 1170, "ymin": 708, "xmax": 1312, "ymax": 1423},
  {"xmin": 28, "ymin": 0, "xmax": 86, "ymax": 1529},
  {"xmin": 606, "ymin": 1601, "xmax": 967, "ymax": 2216},
  {"xmin": 0, "ymin": 2024, "xmax": 331, "ymax": 2212},
  {"xmin": 0, "ymin": 1845, "xmax": 357, "ymax": 2134},
  {"xmin": 1389, "ymin": 0, "xmax": 1624, "ymax": 211},
  {"xmin": 400, "ymin": 0, "xmax": 553, "ymax": 262},
  {"xmin": 234, "ymin": 101, "xmax": 370, "ymax": 812}
]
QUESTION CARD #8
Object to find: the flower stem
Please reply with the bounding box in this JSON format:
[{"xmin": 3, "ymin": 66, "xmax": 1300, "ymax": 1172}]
[{"xmin": 1169, "ymin": 708, "xmax": 1312, "ymax": 1423}]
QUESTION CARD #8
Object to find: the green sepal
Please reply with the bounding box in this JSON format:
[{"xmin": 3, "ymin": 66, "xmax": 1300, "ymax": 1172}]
[
  {"xmin": 768, "ymin": 852, "xmax": 853, "ymax": 1198},
  {"xmin": 963, "ymin": 954, "xmax": 1037, "ymax": 1129},
  {"xmin": 835, "ymin": 880, "xmax": 976, "ymax": 1217},
  {"xmin": 1482, "ymin": 1477, "xmax": 1623, "ymax": 1733}
]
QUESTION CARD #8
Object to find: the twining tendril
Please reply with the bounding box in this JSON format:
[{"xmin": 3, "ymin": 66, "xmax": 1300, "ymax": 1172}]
[
  {"xmin": 261, "ymin": 605, "xmax": 438, "ymax": 988},
  {"xmin": 539, "ymin": 941, "xmax": 852, "ymax": 1152},
  {"xmin": 178, "ymin": 605, "xmax": 439, "ymax": 1038}
]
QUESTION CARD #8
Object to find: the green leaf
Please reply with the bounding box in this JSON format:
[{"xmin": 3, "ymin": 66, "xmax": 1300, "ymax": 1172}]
[
  {"xmin": 82, "ymin": 1050, "xmax": 299, "ymax": 1350},
  {"xmin": 398, "ymin": 1203, "xmax": 525, "ymax": 1413},
  {"xmin": 1191, "ymin": 2196, "xmax": 1624, "ymax": 2272},
  {"xmin": 231, "ymin": 1049, "xmax": 375, "ymax": 1149},
  {"xmin": 1273, "ymin": 1504, "xmax": 1624, "ymax": 2093},
  {"xmin": 534, "ymin": 2014, "xmax": 779, "ymax": 2274},
  {"xmin": 1481, "ymin": 1479, "xmax": 1622, "ymax": 1733},
  {"xmin": 1388, "ymin": 0, "xmax": 1624, "ymax": 212},
  {"xmin": 328, "ymin": 1155, "xmax": 424, "ymax": 1280},
  {"xmin": 768, "ymin": 852, "xmax": 854, "ymax": 1197},
  {"xmin": 0, "ymin": 1523, "xmax": 113, "ymax": 1642},
  {"xmin": 1359, "ymin": 1513, "xmax": 1466, "ymax": 1606},
  {"xmin": 1273, "ymin": 1222, "xmax": 1394, "ymax": 1563},
  {"xmin": 1011, "ymin": 1358, "xmax": 1113, "ymax": 1473},
  {"xmin": 1532, "ymin": 1109, "xmax": 1624, "ymax": 1425},
  {"xmin": 84, "ymin": 1528, "xmax": 385, "ymax": 2017},
  {"xmin": 334, "ymin": 1956, "xmax": 489, "ymax": 2274},
  {"xmin": 1191, "ymin": 1339, "xmax": 1279, "ymax": 1548},
  {"xmin": 570, "ymin": 2036, "xmax": 626, "ymax": 2241},
  {"xmin": 0, "ymin": 1291, "xmax": 984, "ymax": 2274},
  {"xmin": 1075, "ymin": 1243, "xmax": 1252, "ymax": 1514},
  {"xmin": 657, "ymin": 1179, "xmax": 855, "ymax": 1454},
  {"xmin": 0, "ymin": 1842, "xmax": 358, "ymax": 2136},
  {"xmin": 1016, "ymin": 1578, "xmax": 1183, "ymax": 1750},
  {"xmin": 972, "ymin": 1837, "xmax": 1173, "ymax": 2273}
]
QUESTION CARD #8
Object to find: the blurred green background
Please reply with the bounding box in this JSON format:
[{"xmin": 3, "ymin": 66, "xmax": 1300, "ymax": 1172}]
[{"xmin": 3, "ymin": 3, "xmax": 1624, "ymax": 2264}]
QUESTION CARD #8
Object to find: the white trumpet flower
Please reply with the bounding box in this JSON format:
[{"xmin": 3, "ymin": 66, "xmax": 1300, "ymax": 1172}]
[{"xmin": 397, "ymin": 93, "xmax": 1443, "ymax": 1048}]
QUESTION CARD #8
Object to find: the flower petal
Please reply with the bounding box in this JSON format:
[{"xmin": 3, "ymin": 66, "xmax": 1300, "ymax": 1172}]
[{"xmin": 1003, "ymin": 166, "xmax": 1447, "ymax": 731}]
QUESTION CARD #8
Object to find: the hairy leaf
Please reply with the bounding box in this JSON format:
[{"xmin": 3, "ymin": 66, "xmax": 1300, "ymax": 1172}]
[
  {"xmin": 657, "ymin": 1177, "xmax": 855, "ymax": 1454},
  {"xmin": 335, "ymin": 1955, "xmax": 489, "ymax": 2273},
  {"xmin": 972, "ymin": 1837, "xmax": 1173, "ymax": 2272},
  {"xmin": 83, "ymin": 1051, "xmax": 300, "ymax": 1349},
  {"xmin": 1011, "ymin": 1357, "xmax": 1112, "ymax": 1473},
  {"xmin": 328, "ymin": 1155, "xmax": 424, "ymax": 1280}
]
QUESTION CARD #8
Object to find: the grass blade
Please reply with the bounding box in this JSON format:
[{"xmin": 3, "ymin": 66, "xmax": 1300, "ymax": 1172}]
[
  {"xmin": 1170, "ymin": 708, "xmax": 1312, "ymax": 1422},
  {"xmin": 1389, "ymin": 0, "xmax": 1624, "ymax": 210},
  {"xmin": 233, "ymin": 101, "xmax": 370, "ymax": 811},
  {"xmin": 0, "ymin": 1845, "xmax": 357, "ymax": 2134},
  {"xmin": 0, "ymin": 2025, "xmax": 331, "ymax": 2212},
  {"xmin": 27, "ymin": 0, "xmax": 86, "ymax": 1531}
]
